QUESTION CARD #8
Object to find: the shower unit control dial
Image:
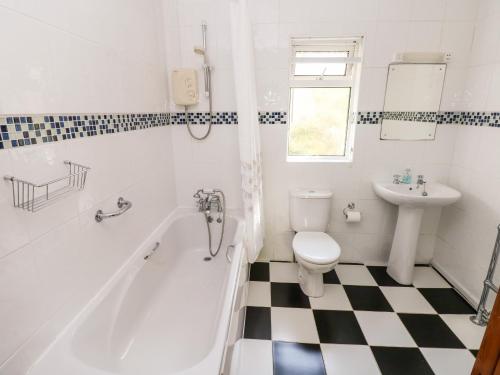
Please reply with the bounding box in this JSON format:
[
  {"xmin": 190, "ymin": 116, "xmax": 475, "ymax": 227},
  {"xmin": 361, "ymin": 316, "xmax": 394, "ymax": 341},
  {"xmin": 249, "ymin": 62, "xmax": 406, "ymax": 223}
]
[{"xmin": 172, "ymin": 69, "xmax": 199, "ymax": 106}]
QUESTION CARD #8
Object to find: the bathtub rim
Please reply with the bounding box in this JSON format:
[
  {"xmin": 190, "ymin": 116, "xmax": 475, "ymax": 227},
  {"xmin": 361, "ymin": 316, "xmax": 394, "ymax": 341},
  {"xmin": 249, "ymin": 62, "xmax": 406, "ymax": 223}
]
[{"xmin": 24, "ymin": 207, "xmax": 245, "ymax": 375}]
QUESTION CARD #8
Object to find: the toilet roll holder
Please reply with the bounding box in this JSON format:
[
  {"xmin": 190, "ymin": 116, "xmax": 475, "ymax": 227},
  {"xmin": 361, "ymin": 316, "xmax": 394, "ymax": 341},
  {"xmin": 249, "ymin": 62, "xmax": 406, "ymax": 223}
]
[{"xmin": 343, "ymin": 202, "xmax": 356, "ymax": 219}]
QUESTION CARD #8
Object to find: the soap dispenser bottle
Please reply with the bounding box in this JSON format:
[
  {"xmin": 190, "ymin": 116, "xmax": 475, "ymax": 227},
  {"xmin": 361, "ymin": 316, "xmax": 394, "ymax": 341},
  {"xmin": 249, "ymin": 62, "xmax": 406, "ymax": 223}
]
[{"xmin": 402, "ymin": 168, "xmax": 412, "ymax": 184}]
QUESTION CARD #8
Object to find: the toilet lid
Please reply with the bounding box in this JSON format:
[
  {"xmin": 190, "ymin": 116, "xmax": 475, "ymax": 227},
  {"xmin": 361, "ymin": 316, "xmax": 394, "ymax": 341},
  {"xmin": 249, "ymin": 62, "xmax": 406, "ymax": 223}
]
[{"xmin": 293, "ymin": 232, "xmax": 341, "ymax": 265}]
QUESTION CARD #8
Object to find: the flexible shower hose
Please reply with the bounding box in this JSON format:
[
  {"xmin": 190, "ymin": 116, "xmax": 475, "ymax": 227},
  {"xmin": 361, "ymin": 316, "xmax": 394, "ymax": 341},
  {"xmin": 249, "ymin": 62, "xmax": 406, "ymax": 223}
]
[
  {"xmin": 204, "ymin": 189, "xmax": 226, "ymax": 257},
  {"xmin": 186, "ymin": 67, "xmax": 213, "ymax": 140}
]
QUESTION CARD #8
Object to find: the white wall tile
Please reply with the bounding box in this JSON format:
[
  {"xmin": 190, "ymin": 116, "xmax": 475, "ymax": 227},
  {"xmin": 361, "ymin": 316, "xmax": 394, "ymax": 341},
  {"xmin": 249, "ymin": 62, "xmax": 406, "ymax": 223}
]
[
  {"xmin": 486, "ymin": 64, "xmax": 500, "ymax": 110},
  {"xmin": 435, "ymin": 125, "xmax": 500, "ymax": 305},
  {"xmin": 0, "ymin": 1, "xmax": 168, "ymax": 114},
  {"xmin": 0, "ymin": 0, "xmax": 176, "ymax": 366},
  {"xmin": 256, "ymin": 69, "xmax": 289, "ymax": 110},
  {"xmin": 444, "ymin": 6, "xmax": 500, "ymax": 312},
  {"xmin": 171, "ymin": 126, "xmax": 243, "ymax": 209},
  {"xmin": 444, "ymin": 0, "xmax": 478, "ymax": 21},
  {"xmin": 410, "ymin": 0, "xmax": 446, "ymax": 21},
  {"xmin": 463, "ymin": 65, "xmax": 494, "ymax": 110},
  {"xmin": 0, "ymin": 7, "xmax": 53, "ymax": 114},
  {"xmin": 4, "ymin": 0, "xmax": 491, "ymax": 371},
  {"xmin": 366, "ymin": 22, "xmax": 409, "ymax": 67},
  {"xmin": 253, "ymin": 23, "xmax": 281, "ymax": 69},
  {"xmin": 407, "ymin": 22, "xmax": 443, "ymax": 52},
  {"xmin": 440, "ymin": 68, "xmax": 468, "ymax": 111},
  {"xmin": 0, "ymin": 152, "xmax": 31, "ymax": 258},
  {"xmin": 358, "ymin": 68, "xmax": 388, "ymax": 111},
  {"xmin": 0, "ymin": 245, "xmax": 48, "ymax": 365},
  {"xmin": 307, "ymin": 0, "xmax": 345, "ymax": 23},
  {"xmin": 476, "ymin": 0, "xmax": 500, "ymax": 20},
  {"xmin": 278, "ymin": 0, "xmax": 312, "ymax": 24},
  {"xmin": 469, "ymin": 14, "xmax": 500, "ymax": 67},
  {"xmin": 341, "ymin": 0, "xmax": 380, "ymax": 21},
  {"xmin": 277, "ymin": 22, "xmax": 310, "ymax": 49},
  {"xmin": 249, "ymin": 0, "xmax": 279, "ymax": 24},
  {"xmin": 0, "ymin": 127, "xmax": 178, "ymax": 369},
  {"xmin": 378, "ymin": 0, "xmax": 412, "ymax": 21},
  {"xmin": 440, "ymin": 22, "xmax": 475, "ymax": 68},
  {"xmin": 177, "ymin": 0, "xmax": 216, "ymax": 27}
]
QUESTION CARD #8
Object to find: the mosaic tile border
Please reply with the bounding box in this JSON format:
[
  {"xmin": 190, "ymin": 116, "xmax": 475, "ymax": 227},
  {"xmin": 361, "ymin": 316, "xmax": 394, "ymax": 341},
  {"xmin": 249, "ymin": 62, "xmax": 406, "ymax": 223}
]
[
  {"xmin": 1, "ymin": 111, "xmax": 500, "ymax": 150},
  {"xmin": 356, "ymin": 111, "xmax": 500, "ymax": 127},
  {"xmin": 438, "ymin": 111, "xmax": 500, "ymax": 127},
  {"xmin": 169, "ymin": 111, "xmax": 238, "ymax": 125},
  {"xmin": 259, "ymin": 111, "xmax": 288, "ymax": 125},
  {"xmin": 356, "ymin": 112, "xmax": 384, "ymax": 125},
  {"xmin": 0, "ymin": 113, "xmax": 168, "ymax": 150},
  {"xmin": 168, "ymin": 111, "xmax": 288, "ymax": 125},
  {"xmin": 382, "ymin": 111, "xmax": 437, "ymax": 123}
]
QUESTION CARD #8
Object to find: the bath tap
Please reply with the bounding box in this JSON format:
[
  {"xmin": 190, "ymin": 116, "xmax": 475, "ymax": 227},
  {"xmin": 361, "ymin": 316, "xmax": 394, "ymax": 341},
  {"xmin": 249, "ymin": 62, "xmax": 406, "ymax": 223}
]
[
  {"xmin": 194, "ymin": 189, "xmax": 209, "ymax": 212},
  {"xmin": 193, "ymin": 189, "xmax": 224, "ymax": 214},
  {"xmin": 193, "ymin": 188, "xmax": 227, "ymax": 257},
  {"xmin": 208, "ymin": 195, "xmax": 223, "ymax": 213}
]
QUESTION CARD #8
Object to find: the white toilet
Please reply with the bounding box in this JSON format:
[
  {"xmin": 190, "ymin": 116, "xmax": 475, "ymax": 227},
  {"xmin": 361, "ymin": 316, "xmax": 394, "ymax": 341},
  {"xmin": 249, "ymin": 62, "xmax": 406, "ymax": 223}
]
[{"xmin": 290, "ymin": 189, "xmax": 341, "ymax": 297}]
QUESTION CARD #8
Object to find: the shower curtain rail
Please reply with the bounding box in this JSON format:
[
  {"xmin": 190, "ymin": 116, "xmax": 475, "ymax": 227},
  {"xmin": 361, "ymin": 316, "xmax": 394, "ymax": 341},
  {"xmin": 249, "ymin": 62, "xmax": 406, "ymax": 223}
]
[{"xmin": 471, "ymin": 224, "xmax": 500, "ymax": 326}]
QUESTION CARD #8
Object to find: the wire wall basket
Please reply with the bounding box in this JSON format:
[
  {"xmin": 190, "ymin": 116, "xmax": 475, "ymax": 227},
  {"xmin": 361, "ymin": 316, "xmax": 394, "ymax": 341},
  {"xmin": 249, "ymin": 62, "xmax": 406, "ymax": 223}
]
[{"xmin": 4, "ymin": 161, "xmax": 90, "ymax": 212}]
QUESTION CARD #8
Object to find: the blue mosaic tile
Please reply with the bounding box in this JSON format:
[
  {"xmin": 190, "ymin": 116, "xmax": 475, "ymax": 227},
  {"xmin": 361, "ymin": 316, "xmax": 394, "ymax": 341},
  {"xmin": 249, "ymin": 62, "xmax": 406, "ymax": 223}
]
[
  {"xmin": 382, "ymin": 111, "xmax": 437, "ymax": 123},
  {"xmin": 357, "ymin": 111, "xmax": 500, "ymax": 127},
  {"xmin": 259, "ymin": 111, "xmax": 287, "ymax": 124},
  {"xmin": 356, "ymin": 112, "xmax": 383, "ymax": 125},
  {"xmin": 169, "ymin": 112, "xmax": 238, "ymax": 125},
  {"xmin": 0, "ymin": 113, "xmax": 169, "ymax": 150},
  {"xmin": 1, "ymin": 110, "xmax": 500, "ymax": 151}
]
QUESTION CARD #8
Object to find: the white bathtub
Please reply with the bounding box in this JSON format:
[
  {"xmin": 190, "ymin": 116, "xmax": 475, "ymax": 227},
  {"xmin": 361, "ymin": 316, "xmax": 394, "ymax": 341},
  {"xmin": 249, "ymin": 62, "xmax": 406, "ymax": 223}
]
[{"xmin": 27, "ymin": 210, "xmax": 245, "ymax": 375}]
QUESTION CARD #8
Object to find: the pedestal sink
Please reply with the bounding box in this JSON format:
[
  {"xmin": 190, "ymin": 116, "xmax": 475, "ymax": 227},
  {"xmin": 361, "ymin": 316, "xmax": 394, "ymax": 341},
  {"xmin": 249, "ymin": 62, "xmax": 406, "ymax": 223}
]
[{"xmin": 373, "ymin": 181, "xmax": 461, "ymax": 285}]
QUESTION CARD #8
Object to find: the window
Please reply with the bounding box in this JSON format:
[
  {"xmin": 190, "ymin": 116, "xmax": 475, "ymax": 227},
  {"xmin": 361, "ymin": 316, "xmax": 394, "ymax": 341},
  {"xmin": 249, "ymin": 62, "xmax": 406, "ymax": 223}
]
[{"xmin": 287, "ymin": 37, "xmax": 363, "ymax": 162}]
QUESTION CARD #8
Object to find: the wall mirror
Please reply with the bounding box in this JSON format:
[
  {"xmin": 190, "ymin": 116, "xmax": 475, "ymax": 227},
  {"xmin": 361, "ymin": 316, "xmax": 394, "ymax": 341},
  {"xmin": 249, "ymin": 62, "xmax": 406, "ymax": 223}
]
[{"xmin": 380, "ymin": 63, "xmax": 446, "ymax": 140}]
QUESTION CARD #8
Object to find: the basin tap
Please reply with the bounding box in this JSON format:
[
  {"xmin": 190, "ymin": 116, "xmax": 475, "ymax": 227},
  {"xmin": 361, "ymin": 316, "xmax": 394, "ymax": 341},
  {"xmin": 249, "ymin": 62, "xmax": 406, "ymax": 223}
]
[
  {"xmin": 422, "ymin": 182, "xmax": 428, "ymax": 196},
  {"xmin": 416, "ymin": 175, "xmax": 425, "ymax": 189}
]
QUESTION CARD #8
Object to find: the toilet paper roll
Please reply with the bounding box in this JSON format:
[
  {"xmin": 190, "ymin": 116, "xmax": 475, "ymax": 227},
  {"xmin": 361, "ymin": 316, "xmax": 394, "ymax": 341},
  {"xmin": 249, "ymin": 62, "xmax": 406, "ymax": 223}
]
[{"xmin": 345, "ymin": 211, "xmax": 361, "ymax": 223}]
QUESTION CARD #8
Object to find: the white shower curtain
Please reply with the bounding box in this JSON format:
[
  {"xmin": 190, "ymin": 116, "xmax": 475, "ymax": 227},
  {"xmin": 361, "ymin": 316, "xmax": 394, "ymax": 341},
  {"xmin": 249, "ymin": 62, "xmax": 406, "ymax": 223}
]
[{"xmin": 230, "ymin": 0, "xmax": 264, "ymax": 263}]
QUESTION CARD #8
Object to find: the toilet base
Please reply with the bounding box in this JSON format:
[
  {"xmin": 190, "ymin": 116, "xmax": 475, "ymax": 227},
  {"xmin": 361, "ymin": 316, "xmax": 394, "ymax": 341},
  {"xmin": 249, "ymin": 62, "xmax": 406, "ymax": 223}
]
[{"xmin": 298, "ymin": 264, "xmax": 325, "ymax": 297}]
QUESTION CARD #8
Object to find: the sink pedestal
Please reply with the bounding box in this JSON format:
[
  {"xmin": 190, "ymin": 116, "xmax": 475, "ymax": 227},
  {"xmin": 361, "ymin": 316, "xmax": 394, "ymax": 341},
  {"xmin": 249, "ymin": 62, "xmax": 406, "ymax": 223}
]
[
  {"xmin": 373, "ymin": 181, "xmax": 461, "ymax": 285},
  {"xmin": 387, "ymin": 206, "xmax": 424, "ymax": 285}
]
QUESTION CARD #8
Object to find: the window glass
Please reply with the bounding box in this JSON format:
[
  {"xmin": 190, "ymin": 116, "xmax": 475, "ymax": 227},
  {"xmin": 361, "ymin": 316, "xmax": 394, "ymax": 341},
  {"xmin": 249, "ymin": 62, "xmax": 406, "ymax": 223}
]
[
  {"xmin": 287, "ymin": 38, "xmax": 362, "ymax": 162},
  {"xmin": 288, "ymin": 87, "xmax": 351, "ymax": 156},
  {"xmin": 294, "ymin": 51, "xmax": 348, "ymax": 76}
]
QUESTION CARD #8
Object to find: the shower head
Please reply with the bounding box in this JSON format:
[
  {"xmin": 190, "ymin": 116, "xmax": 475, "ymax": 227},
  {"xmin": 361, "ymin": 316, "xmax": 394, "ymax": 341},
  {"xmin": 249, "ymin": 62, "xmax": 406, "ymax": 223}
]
[{"xmin": 194, "ymin": 47, "xmax": 206, "ymax": 55}]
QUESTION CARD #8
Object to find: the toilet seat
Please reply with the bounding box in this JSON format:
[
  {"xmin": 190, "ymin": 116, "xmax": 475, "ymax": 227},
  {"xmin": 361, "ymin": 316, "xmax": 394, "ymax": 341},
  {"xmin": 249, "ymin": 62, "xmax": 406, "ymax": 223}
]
[{"xmin": 293, "ymin": 232, "xmax": 341, "ymax": 265}]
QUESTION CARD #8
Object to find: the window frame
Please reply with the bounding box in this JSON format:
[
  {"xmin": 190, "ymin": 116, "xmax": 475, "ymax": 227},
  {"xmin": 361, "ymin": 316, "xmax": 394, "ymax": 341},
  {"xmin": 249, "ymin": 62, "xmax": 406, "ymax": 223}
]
[{"xmin": 286, "ymin": 37, "xmax": 363, "ymax": 163}]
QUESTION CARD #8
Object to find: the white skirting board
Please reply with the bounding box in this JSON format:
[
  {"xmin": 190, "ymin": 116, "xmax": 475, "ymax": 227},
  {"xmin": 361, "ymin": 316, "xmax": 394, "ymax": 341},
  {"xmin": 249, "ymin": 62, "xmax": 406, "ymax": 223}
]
[{"xmin": 431, "ymin": 261, "xmax": 480, "ymax": 310}]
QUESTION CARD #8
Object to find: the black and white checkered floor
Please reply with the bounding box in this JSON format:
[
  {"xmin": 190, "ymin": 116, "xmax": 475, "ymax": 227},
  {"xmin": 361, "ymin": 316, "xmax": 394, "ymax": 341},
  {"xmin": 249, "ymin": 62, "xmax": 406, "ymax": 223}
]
[{"xmin": 238, "ymin": 261, "xmax": 486, "ymax": 375}]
